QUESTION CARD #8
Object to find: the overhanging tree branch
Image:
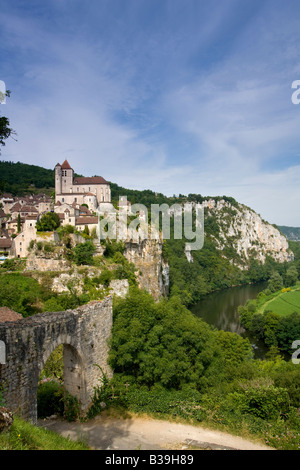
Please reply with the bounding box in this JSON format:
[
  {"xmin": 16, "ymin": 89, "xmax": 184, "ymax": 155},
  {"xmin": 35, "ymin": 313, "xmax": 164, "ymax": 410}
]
[{"xmin": 0, "ymin": 90, "xmax": 17, "ymax": 153}]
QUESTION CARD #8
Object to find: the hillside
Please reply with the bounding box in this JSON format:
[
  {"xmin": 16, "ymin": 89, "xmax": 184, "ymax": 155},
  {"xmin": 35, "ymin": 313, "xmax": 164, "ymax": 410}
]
[
  {"xmin": 0, "ymin": 160, "xmax": 55, "ymax": 195},
  {"xmin": 278, "ymin": 225, "xmax": 300, "ymax": 241},
  {"xmin": 0, "ymin": 160, "xmax": 294, "ymax": 307},
  {"xmin": 164, "ymin": 198, "xmax": 294, "ymax": 305}
]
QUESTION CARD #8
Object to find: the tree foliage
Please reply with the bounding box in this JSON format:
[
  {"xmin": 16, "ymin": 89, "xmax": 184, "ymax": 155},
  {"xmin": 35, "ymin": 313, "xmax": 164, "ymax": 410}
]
[
  {"xmin": 0, "ymin": 161, "xmax": 54, "ymax": 194},
  {"xmin": 73, "ymin": 241, "xmax": 95, "ymax": 265},
  {"xmin": 239, "ymin": 287, "xmax": 300, "ymax": 352},
  {"xmin": 36, "ymin": 212, "xmax": 60, "ymax": 231},
  {"xmin": 0, "ymin": 91, "xmax": 16, "ymax": 154},
  {"xmin": 0, "ymin": 273, "xmax": 47, "ymax": 316},
  {"xmin": 108, "ymin": 288, "xmax": 254, "ymax": 391}
]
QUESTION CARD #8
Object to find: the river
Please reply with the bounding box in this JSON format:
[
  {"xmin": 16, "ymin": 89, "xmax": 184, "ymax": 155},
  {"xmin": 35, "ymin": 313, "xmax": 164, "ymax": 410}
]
[{"xmin": 190, "ymin": 282, "xmax": 268, "ymax": 358}]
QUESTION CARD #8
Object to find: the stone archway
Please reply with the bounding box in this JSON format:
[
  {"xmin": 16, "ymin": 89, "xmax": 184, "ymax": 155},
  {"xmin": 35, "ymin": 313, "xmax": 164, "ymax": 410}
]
[
  {"xmin": 39, "ymin": 342, "xmax": 87, "ymax": 414},
  {"xmin": 62, "ymin": 344, "xmax": 87, "ymax": 406},
  {"xmin": 0, "ymin": 297, "xmax": 112, "ymax": 423}
]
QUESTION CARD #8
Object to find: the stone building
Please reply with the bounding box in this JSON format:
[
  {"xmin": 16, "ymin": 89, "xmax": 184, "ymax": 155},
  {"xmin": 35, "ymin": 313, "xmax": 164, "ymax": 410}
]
[{"xmin": 55, "ymin": 160, "xmax": 111, "ymax": 209}]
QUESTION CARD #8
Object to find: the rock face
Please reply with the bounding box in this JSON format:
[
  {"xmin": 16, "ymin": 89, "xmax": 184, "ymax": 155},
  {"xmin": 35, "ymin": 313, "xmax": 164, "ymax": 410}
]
[
  {"xmin": 109, "ymin": 279, "xmax": 129, "ymax": 298},
  {"xmin": 202, "ymin": 199, "xmax": 293, "ymax": 267},
  {"xmin": 124, "ymin": 238, "xmax": 169, "ymax": 300},
  {"xmin": 0, "ymin": 407, "xmax": 13, "ymax": 433},
  {"xmin": 26, "ymin": 252, "xmax": 71, "ymax": 271}
]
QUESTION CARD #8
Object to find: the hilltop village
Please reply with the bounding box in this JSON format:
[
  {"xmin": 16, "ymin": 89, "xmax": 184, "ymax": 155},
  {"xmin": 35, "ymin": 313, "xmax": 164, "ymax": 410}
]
[{"xmin": 0, "ymin": 160, "xmax": 111, "ymax": 260}]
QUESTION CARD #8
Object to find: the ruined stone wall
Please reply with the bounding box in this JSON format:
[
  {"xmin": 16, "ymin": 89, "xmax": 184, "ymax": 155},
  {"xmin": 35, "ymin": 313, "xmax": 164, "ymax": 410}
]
[{"xmin": 0, "ymin": 297, "xmax": 112, "ymax": 423}]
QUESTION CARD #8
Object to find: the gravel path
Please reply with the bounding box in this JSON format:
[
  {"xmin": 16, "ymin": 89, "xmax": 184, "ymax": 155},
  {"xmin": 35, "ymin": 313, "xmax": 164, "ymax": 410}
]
[{"xmin": 38, "ymin": 414, "xmax": 272, "ymax": 451}]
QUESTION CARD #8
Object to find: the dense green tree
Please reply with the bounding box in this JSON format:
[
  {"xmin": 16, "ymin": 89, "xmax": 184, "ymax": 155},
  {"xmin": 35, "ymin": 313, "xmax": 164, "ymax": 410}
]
[
  {"xmin": 0, "ymin": 91, "xmax": 16, "ymax": 154},
  {"xmin": 0, "ymin": 160, "xmax": 54, "ymax": 195},
  {"xmin": 36, "ymin": 212, "xmax": 60, "ymax": 231},
  {"xmin": 73, "ymin": 241, "xmax": 95, "ymax": 265},
  {"xmin": 109, "ymin": 288, "xmax": 253, "ymax": 391},
  {"xmin": 277, "ymin": 312, "xmax": 300, "ymax": 353},
  {"xmin": 268, "ymin": 271, "xmax": 283, "ymax": 293},
  {"xmin": 284, "ymin": 266, "xmax": 298, "ymax": 287},
  {"xmin": 0, "ymin": 273, "xmax": 46, "ymax": 315},
  {"xmin": 17, "ymin": 213, "xmax": 21, "ymax": 233}
]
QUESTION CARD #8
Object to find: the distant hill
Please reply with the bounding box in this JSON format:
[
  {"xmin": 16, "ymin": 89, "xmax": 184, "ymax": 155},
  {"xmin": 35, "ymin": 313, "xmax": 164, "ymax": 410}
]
[
  {"xmin": 0, "ymin": 160, "xmax": 54, "ymax": 195},
  {"xmin": 278, "ymin": 226, "xmax": 300, "ymax": 241}
]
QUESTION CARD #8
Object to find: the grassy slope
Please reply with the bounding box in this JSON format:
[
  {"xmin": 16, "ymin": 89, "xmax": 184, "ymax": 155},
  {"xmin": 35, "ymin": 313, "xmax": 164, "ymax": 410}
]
[
  {"xmin": 0, "ymin": 416, "xmax": 90, "ymax": 450},
  {"xmin": 262, "ymin": 288, "xmax": 300, "ymax": 316}
]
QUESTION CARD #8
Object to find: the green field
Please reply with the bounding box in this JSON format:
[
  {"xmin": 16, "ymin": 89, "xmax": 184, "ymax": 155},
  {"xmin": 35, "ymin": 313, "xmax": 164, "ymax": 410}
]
[{"xmin": 263, "ymin": 289, "xmax": 300, "ymax": 316}]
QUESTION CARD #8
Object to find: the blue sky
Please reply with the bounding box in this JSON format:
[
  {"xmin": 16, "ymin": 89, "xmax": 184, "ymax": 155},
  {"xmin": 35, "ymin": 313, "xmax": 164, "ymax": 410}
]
[{"xmin": 1, "ymin": 0, "xmax": 300, "ymax": 226}]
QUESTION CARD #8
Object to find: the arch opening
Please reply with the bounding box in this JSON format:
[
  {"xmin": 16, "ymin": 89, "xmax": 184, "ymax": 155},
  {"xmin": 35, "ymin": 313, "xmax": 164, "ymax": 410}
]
[{"xmin": 37, "ymin": 343, "xmax": 86, "ymax": 420}]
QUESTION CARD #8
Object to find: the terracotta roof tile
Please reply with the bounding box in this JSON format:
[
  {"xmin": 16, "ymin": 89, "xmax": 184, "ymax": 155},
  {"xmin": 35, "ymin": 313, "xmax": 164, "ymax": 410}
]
[
  {"xmin": 0, "ymin": 307, "xmax": 23, "ymax": 322},
  {"xmin": 75, "ymin": 216, "xmax": 98, "ymax": 225},
  {"xmin": 73, "ymin": 176, "xmax": 108, "ymax": 185},
  {"xmin": 61, "ymin": 160, "xmax": 72, "ymax": 169},
  {"xmin": 20, "ymin": 206, "xmax": 38, "ymax": 212},
  {"xmin": 0, "ymin": 238, "xmax": 12, "ymax": 248}
]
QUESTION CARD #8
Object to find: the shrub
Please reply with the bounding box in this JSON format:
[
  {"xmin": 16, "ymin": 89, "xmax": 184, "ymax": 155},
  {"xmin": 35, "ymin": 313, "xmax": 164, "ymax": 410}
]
[
  {"xmin": 73, "ymin": 241, "xmax": 95, "ymax": 265},
  {"xmin": 0, "ymin": 389, "xmax": 5, "ymax": 407},
  {"xmin": 103, "ymin": 240, "xmax": 125, "ymax": 258},
  {"xmin": 228, "ymin": 384, "xmax": 290, "ymax": 420},
  {"xmin": 98, "ymin": 269, "xmax": 113, "ymax": 287},
  {"xmin": 37, "ymin": 381, "xmax": 64, "ymax": 418},
  {"xmin": 37, "ymin": 381, "xmax": 80, "ymax": 422},
  {"xmin": 36, "ymin": 212, "xmax": 60, "ymax": 232}
]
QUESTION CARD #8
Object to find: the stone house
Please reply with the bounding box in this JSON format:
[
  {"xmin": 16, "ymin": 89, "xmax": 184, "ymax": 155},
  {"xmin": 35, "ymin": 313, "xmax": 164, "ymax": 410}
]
[
  {"xmin": 13, "ymin": 216, "xmax": 38, "ymax": 258},
  {"xmin": 75, "ymin": 216, "xmax": 99, "ymax": 237},
  {"xmin": 0, "ymin": 237, "xmax": 13, "ymax": 257}
]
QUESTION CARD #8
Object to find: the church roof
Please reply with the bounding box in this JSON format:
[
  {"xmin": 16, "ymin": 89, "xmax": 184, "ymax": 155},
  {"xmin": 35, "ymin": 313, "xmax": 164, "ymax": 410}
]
[
  {"xmin": 61, "ymin": 160, "xmax": 72, "ymax": 170},
  {"xmin": 73, "ymin": 176, "xmax": 108, "ymax": 185}
]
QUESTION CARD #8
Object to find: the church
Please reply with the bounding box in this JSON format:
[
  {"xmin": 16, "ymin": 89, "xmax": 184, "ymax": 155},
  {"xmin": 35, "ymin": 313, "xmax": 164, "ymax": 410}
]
[{"xmin": 55, "ymin": 160, "xmax": 111, "ymax": 210}]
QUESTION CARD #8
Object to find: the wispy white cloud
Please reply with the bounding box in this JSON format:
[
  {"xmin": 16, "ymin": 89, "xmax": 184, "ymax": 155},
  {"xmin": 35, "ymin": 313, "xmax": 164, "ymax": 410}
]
[{"xmin": 1, "ymin": 0, "xmax": 300, "ymax": 226}]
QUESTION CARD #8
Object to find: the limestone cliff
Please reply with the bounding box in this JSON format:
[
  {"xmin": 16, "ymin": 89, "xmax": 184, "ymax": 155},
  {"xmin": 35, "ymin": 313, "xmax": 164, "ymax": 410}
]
[
  {"xmin": 124, "ymin": 238, "xmax": 169, "ymax": 300},
  {"xmin": 201, "ymin": 198, "xmax": 293, "ymax": 268}
]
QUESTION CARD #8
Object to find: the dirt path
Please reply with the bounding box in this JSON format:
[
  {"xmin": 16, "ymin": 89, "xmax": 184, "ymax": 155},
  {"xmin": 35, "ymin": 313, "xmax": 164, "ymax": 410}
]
[{"xmin": 38, "ymin": 414, "xmax": 272, "ymax": 450}]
